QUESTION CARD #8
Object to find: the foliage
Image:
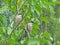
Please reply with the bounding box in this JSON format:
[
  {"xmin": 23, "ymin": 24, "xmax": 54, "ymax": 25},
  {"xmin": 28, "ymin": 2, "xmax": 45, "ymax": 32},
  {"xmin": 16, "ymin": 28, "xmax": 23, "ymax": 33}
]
[{"xmin": 0, "ymin": 0, "xmax": 60, "ymax": 45}]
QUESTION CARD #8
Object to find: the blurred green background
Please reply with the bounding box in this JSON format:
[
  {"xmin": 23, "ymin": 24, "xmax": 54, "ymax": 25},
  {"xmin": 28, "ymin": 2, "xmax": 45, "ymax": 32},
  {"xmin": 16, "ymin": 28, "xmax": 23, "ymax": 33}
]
[{"xmin": 0, "ymin": 0, "xmax": 60, "ymax": 45}]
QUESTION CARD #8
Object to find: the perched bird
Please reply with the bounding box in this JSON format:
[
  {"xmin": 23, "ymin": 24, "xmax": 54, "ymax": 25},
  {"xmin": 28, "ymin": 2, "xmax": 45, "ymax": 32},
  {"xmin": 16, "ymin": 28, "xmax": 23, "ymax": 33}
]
[
  {"xmin": 14, "ymin": 14, "xmax": 22, "ymax": 29},
  {"xmin": 25, "ymin": 22, "xmax": 33, "ymax": 38},
  {"xmin": 7, "ymin": 14, "xmax": 22, "ymax": 39},
  {"xmin": 18, "ymin": 22, "xmax": 33, "ymax": 42}
]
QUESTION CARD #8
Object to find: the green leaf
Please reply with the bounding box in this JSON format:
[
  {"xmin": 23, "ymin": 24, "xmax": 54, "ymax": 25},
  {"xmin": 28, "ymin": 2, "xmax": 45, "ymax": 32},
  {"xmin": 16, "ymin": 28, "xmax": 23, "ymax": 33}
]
[
  {"xmin": 41, "ymin": 32, "xmax": 51, "ymax": 39},
  {"xmin": 41, "ymin": 16, "xmax": 49, "ymax": 23}
]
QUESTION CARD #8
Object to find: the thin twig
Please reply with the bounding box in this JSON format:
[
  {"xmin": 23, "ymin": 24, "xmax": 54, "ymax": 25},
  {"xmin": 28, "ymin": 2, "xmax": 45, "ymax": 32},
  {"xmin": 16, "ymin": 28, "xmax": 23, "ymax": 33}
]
[{"xmin": 17, "ymin": 0, "xmax": 26, "ymax": 14}]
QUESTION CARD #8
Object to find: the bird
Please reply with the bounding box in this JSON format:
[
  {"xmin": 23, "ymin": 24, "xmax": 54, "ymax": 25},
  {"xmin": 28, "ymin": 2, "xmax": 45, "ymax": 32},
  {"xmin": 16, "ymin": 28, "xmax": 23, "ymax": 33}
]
[
  {"xmin": 18, "ymin": 21, "xmax": 33, "ymax": 42},
  {"xmin": 14, "ymin": 14, "xmax": 22, "ymax": 29}
]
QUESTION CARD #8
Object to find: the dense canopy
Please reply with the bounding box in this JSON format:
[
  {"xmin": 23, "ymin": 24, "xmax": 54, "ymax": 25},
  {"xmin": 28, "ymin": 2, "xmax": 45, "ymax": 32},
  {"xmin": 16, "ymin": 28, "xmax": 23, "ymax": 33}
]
[{"xmin": 0, "ymin": 0, "xmax": 60, "ymax": 45}]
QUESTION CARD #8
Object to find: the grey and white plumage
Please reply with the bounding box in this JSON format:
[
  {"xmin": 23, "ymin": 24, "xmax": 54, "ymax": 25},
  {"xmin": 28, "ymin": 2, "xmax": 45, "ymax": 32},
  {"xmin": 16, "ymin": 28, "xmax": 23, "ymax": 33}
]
[
  {"xmin": 14, "ymin": 15, "xmax": 22, "ymax": 29},
  {"xmin": 18, "ymin": 22, "xmax": 33, "ymax": 42}
]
